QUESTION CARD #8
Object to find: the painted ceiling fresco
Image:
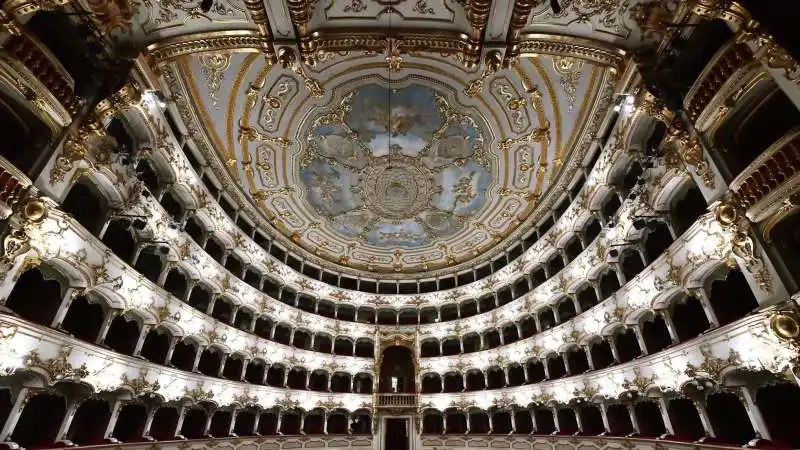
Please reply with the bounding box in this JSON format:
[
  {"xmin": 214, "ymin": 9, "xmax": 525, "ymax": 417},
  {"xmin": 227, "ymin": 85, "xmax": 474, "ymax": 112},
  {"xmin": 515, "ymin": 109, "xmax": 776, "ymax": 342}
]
[
  {"xmin": 151, "ymin": 0, "xmax": 666, "ymax": 276},
  {"xmin": 299, "ymin": 84, "xmax": 492, "ymax": 249}
]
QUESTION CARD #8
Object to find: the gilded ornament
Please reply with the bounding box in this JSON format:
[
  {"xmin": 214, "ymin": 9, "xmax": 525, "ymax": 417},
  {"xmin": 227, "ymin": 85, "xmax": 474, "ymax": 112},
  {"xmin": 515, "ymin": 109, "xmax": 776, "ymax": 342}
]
[
  {"xmin": 770, "ymin": 311, "xmax": 800, "ymax": 342},
  {"xmin": 121, "ymin": 372, "xmax": 161, "ymax": 397},
  {"xmin": 684, "ymin": 346, "xmax": 742, "ymax": 383},
  {"xmin": 24, "ymin": 347, "xmax": 89, "ymax": 381},
  {"xmin": 184, "ymin": 385, "xmax": 215, "ymax": 402},
  {"xmin": 233, "ymin": 391, "xmax": 259, "ymax": 406},
  {"xmin": 499, "ymin": 121, "xmax": 551, "ymax": 151}
]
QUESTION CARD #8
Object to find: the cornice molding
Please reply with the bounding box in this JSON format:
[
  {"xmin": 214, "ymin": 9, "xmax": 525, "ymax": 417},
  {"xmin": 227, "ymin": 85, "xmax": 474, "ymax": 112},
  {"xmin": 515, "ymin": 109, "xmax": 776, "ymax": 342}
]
[{"xmin": 146, "ymin": 30, "xmax": 271, "ymax": 64}]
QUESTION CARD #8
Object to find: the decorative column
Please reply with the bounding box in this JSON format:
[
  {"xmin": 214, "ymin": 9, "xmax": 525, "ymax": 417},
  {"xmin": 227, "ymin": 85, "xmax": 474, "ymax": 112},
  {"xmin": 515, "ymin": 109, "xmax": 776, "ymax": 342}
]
[
  {"xmin": 252, "ymin": 412, "xmax": 261, "ymax": 435},
  {"xmin": 55, "ymin": 396, "xmax": 85, "ymax": 443},
  {"xmin": 141, "ymin": 405, "xmax": 158, "ymax": 438},
  {"xmin": 323, "ymin": 412, "xmax": 329, "ymax": 434},
  {"xmin": 156, "ymin": 262, "xmax": 172, "ymax": 286},
  {"xmin": 299, "ymin": 412, "xmax": 306, "ymax": 435},
  {"xmin": 533, "ymin": 314, "xmax": 542, "ymax": 333},
  {"xmin": 95, "ymin": 309, "xmax": 120, "ymax": 344},
  {"xmin": 691, "ymin": 289, "xmax": 720, "ymax": 329},
  {"xmin": 227, "ymin": 409, "xmax": 239, "ymax": 436},
  {"xmin": 503, "ymin": 367, "xmax": 511, "ymax": 387},
  {"xmin": 692, "ymin": 398, "xmax": 716, "ymax": 437},
  {"xmin": 51, "ymin": 287, "xmax": 80, "ymax": 329},
  {"xmin": 632, "ymin": 325, "xmax": 649, "ymax": 356},
  {"xmin": 164, "ymin": 336, "xmax": 180, "ymax": 365},
  {"xmin": 582, "ymin": 345, "xmax": 595, "ymax": 370},
  {"xmin": 442, "ymin": 413, "xmax": 448, "ymax": 434},
  {"xmin": 174, "ymin": 406, "xmax": 188, "ymax": 437},
  {"xmin": 598, "ymin": 403, "xmax": 611, "ymax": 434},
  {"xmin": 509, "ymin": 408, "xmax": 517, "ymax": 434},
  {"xmin": 738, "ymin": 386, "xmax": 772, "ymax": 440},
  {"xmin": 529, "ymin": 407, "xmax": 538, "ymax": 434},
  {"xmin": 103, "ymin": 398, "xmax": 124, "ymax": 439},
  {"xmin": 659, "ymin": 309, "xmax": 680, "ymax": 345},
  {"xmin": 0, "ymin": 387, "xmax": 29, "ymax": 441},
  {"xmin": 483, "ymin": 371, "xmax": 490, "ymax": 389},
  {"xmin": 206, "ymin": 295, "xmax": 218, "ymax": 316},
  {"xmin": 464, "ymin": 412, "xmax": 471, "ymax": 434},
  {"xmin": 217, "ymin": 354, "xmax": 229, "ymax": 378},
  {"xmin": 570, "ymin": 295, "xmax": 582, "ymax": 314},
  {"xmin": 305, "ymin": 371, "xmax": 312, "ymax": 390},
  {"xmin": 606, "ymin": 336, "xmax": 621, "ymax": 363},
  {"xmin": 202, "ymin": 410, "xmax": 214, "ymax": 436},
  {"xmin": 132, "ymin": 324, "xmax": 152, "ymax": 357},
  {"xmin": 542, "ymin": 358, "xmax": 551, "ymax": 379},
  {"xmin": 573, "ymin": 408, "xmax": 584, "ymax": 433},
  {"xmin": 487, "ymin": 411, "xmax": 494, "ymax": 434},
  {"xmin": 240, "ymin": 359, "xmax": 249, "ymax": 381},
  {"xmin": 275, "ymin": 410, "xmax": 283, "ymax": 435},
  {"xmin": 657, "ymin": 397, "xmax": 675, "ymax": 435},
  {"xmin": 551, "ymin": 407, "xmax": 560, "ymax": 433},
  {"xmin": 192, "ymin": 346, "xmax": 206, "ymax": 372},
  {"xmin": 561, "ymin": 353, "xmax": 572, "ymax": 375},
  {"xmin": 626, "ymin": 404, "xmax": 640, "ymax": 434}
]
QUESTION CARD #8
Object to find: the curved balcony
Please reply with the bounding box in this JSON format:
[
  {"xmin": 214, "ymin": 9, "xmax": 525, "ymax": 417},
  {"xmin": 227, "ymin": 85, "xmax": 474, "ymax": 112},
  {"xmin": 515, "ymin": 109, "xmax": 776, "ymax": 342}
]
[
  {"xmin": 0, "ymin": 314, "xmax": 372, "ymax": 447},
  {"xmin": 2, "ymin": 208, "xmax": 374, "ymax": 383}
]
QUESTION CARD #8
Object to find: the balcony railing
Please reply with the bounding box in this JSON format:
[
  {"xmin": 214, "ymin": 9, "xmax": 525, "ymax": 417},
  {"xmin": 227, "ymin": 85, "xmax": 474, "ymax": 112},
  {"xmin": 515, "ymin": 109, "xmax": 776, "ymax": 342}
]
[
  {"xmin": 376, "ymin": 393, "xmax": 418, "ymax": 408},
  {"xmin": 730, "ymin": 129, "xmax": 800, "ymax": 219},
  {"xmin": 684, "ymin": 39, "xmax": 753, "ymax": 122},
  {"xmin": 2, "ymin": 32, "xmax": 76, "ymax": 112}
]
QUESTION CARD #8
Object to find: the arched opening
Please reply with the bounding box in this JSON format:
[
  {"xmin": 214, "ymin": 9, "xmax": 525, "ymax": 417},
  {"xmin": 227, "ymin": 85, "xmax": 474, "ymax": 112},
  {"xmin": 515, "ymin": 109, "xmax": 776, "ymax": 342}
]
[
  {"xmin": 716, "ymin": 88, "xmax": 800, "ymax": 177},
  {"xmin": 104, "ymin": 313, "xmax": 141, "ymax": 355},
  {"xmin": 556, "ymin": 408, "xmax": 578, "ymax": 434},
  {"xmin": 486, "ymin": 367, "xmax": 505, "ymax": 389},
  {"xmin": 566, "ymin": 348, "xmax": 590, "ymax": 374},
  {"xmin": 469, "ymin": 411, "xmax": 490, "ymax": 433},
  {"xmin": 314, "ymin": 334, "xmax": 333, "ymax": 353},
  {"xmin": 422, "ymin": 413, "xmax": 443, "ymax": 434},
  {"xmin": 667, "ymin": 398, "xmax": 704, "ymax": 441},
  {"xmin": 68, "ymin": 399, "xmax": 111, "ymax": 445},
  {"xmin": 163, "ymin": 269, "xmax": 187, "ymax": 300},
  {"xmin": 534, "ymin": 409, "xmax": 556, "ymax": 435},
  {"xmin": 308, "ymin": 371, "xmax": 328, "ymax": 391},
  {"xmin": 507, "ymin": 364, "xmax": 525, "ymax": 386},
  {"xmin": 327, "ymin": 412, "xmax": 348, "ymax": 434},
  {"xmin": 61, "ymin": 295, "xmax": 104, "ymax": 342},
  {"xmin": 253, "ymin": 317, "xmax": 273, "ymax": 340},
  {"xmin": 287, "ymin": 368, "xmax": 307, "ymax": 390},
  {"xmin": 210, "ymin": 297, "xmax": 234, "ymax": 324},
  {"xmin": 537, "ymin": 308, "xmax": 556, "ymax": 331},
  {"xmin": 62, "ymin": 178, "xmax": 108, "ymax": 235},
  {"xmin": 708, "ymin": 269, "xmax": 759, "ymax": 326},
  {"xmin": 101, "ymin": 219, "xmax": 137, "ymax": 262},
  {"xmin": 170, "ymin": 340, "xmax": 198, "ymax": 371},
  {"xmin": 379, "ymin": 346, "xmax": 415, "ymax": 393},
  {"xmin": 671, "ymin": 185, "xmax": 706, "ymax": 236},
  {"xmin": 757, "ymin": 382, "xmax": 800, "ymax": 448},
  {"xmin": 303, "ymin": 411, "xmax": 324, "ymax": 434},
  {"xmin": 222, "ymin": 356, "xmax": 244, "ymax": 381},
  {"xmin": 443, "ymin": 373, "xmax": 464, "ymax": 393},
  {"xmin": 577, "ymin": 405, "xmax": 604, "ymax": 435},
  {"xmin": 614, "ymin": 328, "xmax": 642, "ymax": 363},
  {"xmin": 514, "ymin": 409, "xmax": 533, "ymax": 434},
  {"xmin": 546, "ymin": 355, "xmax": 567, "ymax": 379},
  {"xmin": 769, "ymin": 207, "xmax": 800, "ymax": 291},
  {"xmin": 606, "ymin": 404, "xmax": 633, "ymax": 436},
  {"xmin": 0, "ymin": 93, "xmax": 52, "ymax": 175},
  {"xmin": 266, "ymin": 365, "xmax": 286, "ymax": 387},
  {"xmin": 333, "ymin": 337, "xmax": 354, "ymax": 356},
  {"xmin": 12, "ymin": 393, "xmax": 66, "ymax": 447},
  {"xmin": 420, "ymin": 340, "xmax": 439, "ymax": 357},
  {"xmin": 181, "ymin": 408, "xmax": 208, "ymax": 439},
  {"xmin": 280, "ymin": 411, "xmax": 302, "ymax": 435},
  {"xmin": 209, "ymin": 410, "xmax": 232, "ymax": 437},
  {"xmin": 185, "ymin": 217, "xmax": 205, "ymax": 245},
  {"xmin": 197, "ymin": 348, "xmax": 224, "ymax": 377},
  {"xmin": 149, "ymin": 407, "xmax": 179, "ymax": 440},
  {"xmin": 671, "ymin": 297, "xmax": 710, "ymax": 341},
  {"xmin": 590, "ymin": 339, "xmax": 615, "ymax": 369},
  {"xmin": 641, "ymin": 315, "xmax": 672, "ymax": 353},
  {"xmin": 634, "ymin": 401, "xmax": 665, "ymax": 437},
  {"xmin": 706, "ymin": 392, "xmax": 755, "ymax": 445},
  {"xmin": 234, "ymin": 411, "xmax": 256, "ymax": 436},
  {"xmin": 245, "ymin": 360, "xmax": 267, "ymax": 385},
  {"xmin": 442, "ymin": 337, "xmax": 460, "ymax": 355},
  {"xmin": 463, "ymin": 333, "xmax": 480, "ymax": 353},
  {"xmin": 188, "ymin": 285, "xmax": 212, "ymax": 313},
  {"xmin": 644, "ymin": 222, "xmax": 674, "ymax": 261},
  {"xmin": 292, "ymin": 330, "xmax": 311, "ymax": 350},
  {"xmin": 258, "ymin": 411, "xmax": 278, "ymax": 435},
  {"xmin": 133, "ymin": 247, "xmax": 164, "ymax": 284},
  {"xmin": 444, "ymin": 411, "xmax": 466, "ymax": 433},
  {"xmin": 526, "ymin": 360, "xmax": 546, "ymax": 383},
  {"xmin": 5, "ymin": 267, "xmax": 64, "ymax": 327},
  {"xmin": 465, "ymin": 370, "xmax": 485, "ymax": 391},
  {"xmin": 492, "ymin": 410, "xmax": 512, "ymax": 434},
  {"xmin": 331, "ymin": 373, "xmax": 350, "ymax": 393},
  {"xmin": 620, "ymin": 252, "xmax": 645, "ymax": 281},
  {"xmin": 576, "ymin": 285, "xmax": 599, "ymax": 312},
  {"xmin": 159, "ymin": 191, "xmax": 185, "ymax": 223},
  {"xmin": 556, "ymin": 297, "xmax": 577, "ymax": 322},
  {"xmin": 135, "ymin": 159, "xmax": 160, "ymax": 195},
  {"xmin": 421, "ymin": 374, "xmax": 442, "ymax": 393},
  {"xmin": 598, "ymin": 270, "xmax": 620, "ymax": 299},
  {"xmin": 113, "ymin": 403, "xmax": 147, "ymax": 441}
]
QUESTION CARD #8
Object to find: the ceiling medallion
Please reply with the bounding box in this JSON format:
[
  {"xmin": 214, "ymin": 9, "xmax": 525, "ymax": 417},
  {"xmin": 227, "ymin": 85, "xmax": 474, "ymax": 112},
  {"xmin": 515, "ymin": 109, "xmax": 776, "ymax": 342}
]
[{"xmin": 299, "ymin": 83, "xmax": 492, "ymax": 250}]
